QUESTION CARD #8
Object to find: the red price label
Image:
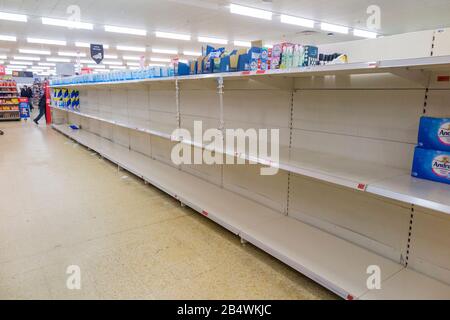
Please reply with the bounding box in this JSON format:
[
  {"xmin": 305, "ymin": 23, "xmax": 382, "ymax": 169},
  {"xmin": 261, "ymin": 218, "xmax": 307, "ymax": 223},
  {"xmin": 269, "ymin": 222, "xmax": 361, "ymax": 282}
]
[{"xmin": 0, "ymin": 65, "xmax": 5, "ymax": 76}]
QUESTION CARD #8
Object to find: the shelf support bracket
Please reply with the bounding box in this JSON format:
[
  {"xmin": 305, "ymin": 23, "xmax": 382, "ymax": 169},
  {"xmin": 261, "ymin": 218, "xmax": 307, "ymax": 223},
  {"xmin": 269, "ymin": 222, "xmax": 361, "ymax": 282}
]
[{"xmin": 390, "ymin": 68, "xmax": 430, "ymax": 87}]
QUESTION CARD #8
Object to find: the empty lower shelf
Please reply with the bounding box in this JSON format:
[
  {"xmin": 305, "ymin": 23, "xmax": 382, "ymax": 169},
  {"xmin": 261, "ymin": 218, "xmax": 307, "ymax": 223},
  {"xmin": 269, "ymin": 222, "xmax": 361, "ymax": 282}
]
[
  {"xmin": 52, "ymin": 124, "xmax": 450, "ymax": 300},
  {"xmin": 360, "ymin": 268, "xmax": 450, "ymax": 300}
]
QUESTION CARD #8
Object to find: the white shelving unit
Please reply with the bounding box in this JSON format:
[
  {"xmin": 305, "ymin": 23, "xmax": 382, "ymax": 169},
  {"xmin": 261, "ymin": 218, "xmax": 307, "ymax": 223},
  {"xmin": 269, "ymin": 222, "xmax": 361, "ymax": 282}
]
[{"xmin": 50, "ymin": 29, "xmax": 450, "ymax": 300}]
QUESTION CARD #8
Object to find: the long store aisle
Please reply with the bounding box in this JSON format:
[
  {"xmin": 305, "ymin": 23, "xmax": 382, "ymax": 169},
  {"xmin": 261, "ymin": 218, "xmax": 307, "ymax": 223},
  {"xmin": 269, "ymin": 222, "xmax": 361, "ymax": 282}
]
[{"xmin": 0, "ymin": 120, "xmax": 336, "ymax": 300}]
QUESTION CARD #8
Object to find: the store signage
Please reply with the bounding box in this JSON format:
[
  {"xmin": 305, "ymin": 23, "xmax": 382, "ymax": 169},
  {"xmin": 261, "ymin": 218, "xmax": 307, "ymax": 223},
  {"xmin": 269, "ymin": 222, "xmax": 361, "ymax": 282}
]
[
  {"xmin": 12, "ymin": 71, "xmax": 33, "ymax": 78},
  {"xmin": 0, "ymin": 65, "xmax": 5, "ymax": 76},
  {"xmin": 81, "ymin": 67, "xmax": 93, "ymax": 74},
  {"xmin": 90, "ymin": 44, "xmax": 104, "ymax": 64}
]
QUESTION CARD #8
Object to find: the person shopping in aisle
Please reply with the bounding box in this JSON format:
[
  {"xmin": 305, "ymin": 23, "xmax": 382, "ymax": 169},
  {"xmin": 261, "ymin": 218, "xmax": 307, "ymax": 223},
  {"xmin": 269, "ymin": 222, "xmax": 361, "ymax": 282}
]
[
  {"xmin": 26, "ymin": 86, "xmax": 34, "ymax": 111},
  {"xmin": 33, "ymin": 92, "xmax": 47, "ymax": 125}
]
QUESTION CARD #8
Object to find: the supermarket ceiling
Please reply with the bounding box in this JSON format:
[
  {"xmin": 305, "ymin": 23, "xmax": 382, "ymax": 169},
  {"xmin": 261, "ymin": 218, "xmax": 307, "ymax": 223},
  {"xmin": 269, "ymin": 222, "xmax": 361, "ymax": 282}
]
[{"xmin": 1, "ymin": 0, "xmax": 450, "ymax": 62}]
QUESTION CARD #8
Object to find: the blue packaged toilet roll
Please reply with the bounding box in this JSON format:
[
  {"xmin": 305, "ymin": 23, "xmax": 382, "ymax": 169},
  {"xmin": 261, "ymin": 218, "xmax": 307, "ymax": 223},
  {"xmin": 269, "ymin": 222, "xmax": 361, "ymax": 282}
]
[
  {"xmin": 418, "ymin": 116, "xmax": 450, "ymax": 152},
  {"xmin": 412, "ymin": 147, "xmax": 450, "ymax": 184}
]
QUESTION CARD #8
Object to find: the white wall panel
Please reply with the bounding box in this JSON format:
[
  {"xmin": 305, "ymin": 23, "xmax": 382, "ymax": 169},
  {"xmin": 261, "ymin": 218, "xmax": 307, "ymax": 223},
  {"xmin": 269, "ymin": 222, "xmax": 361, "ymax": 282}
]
[
  {"xmin": 409, "ymin": 209, "xmax": 450, "ymax": 285},
  {"xmin": 319, "ymin": 30, "xmax": 434, "ymax": 63},
  {"xmin": 293, "ymin": 90, "xmax": 424, "ymax": 144},
  {"xmin": 289, "ymin": 174, "xmax": 411, "ymax": 262}
]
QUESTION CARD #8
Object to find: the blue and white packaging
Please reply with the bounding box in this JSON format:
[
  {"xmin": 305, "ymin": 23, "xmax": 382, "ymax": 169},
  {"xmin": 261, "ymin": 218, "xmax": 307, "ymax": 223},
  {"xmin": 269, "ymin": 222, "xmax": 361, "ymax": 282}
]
[
  {"xmin": 412, "ymin": 147, "xmax": 450, "ymax": 185},
  {"xmin": 418, "ymin": 116, "xmax": 450, "ymax": 152}
]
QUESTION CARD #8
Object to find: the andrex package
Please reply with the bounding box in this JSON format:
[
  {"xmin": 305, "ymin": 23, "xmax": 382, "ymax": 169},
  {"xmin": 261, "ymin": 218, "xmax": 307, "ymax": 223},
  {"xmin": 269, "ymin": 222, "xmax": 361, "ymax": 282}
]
[
  {"xmin": 418, "ymin": 116, "xmax": 450, "ymax": 151},
  {"xmin": 412, "ymin": 147, "xmax": 450, "ymax": 185}
]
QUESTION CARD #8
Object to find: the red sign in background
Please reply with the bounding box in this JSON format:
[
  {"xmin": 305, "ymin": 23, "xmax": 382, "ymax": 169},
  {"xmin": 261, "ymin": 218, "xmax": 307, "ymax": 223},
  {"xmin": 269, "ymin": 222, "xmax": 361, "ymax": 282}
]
[{"xmin": 0, "ymin": 65, "xmax": 5, "ymax": 76}]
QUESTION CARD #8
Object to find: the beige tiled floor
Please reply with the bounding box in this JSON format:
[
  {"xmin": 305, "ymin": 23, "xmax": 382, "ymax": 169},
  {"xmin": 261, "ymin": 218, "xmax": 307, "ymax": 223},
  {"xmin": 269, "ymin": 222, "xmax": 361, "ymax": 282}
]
[{"xmin": 0, "ymin": 119, "xmax": 337, "ymax": 300}]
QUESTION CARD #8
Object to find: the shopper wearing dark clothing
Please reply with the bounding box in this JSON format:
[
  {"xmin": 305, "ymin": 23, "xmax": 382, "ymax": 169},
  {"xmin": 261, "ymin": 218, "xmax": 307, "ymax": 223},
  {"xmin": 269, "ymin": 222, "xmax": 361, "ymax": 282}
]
[
  {"xmin": 20, "ymin": 86, "xmax": 27, "ymax": 98},
  {"xmin": 26, "ymin": 87, "xmax": 34, "ymax": 111},
  {"xmin": 33, "ymin": 93, "xmax": 47, "ymax": 125}
]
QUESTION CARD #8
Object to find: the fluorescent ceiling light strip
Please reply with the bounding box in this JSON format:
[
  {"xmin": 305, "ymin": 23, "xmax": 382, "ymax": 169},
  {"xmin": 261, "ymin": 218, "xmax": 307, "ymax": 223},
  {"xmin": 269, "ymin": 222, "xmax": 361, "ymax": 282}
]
[
  {"xmin": 151, "ymin": 57, "xmax": 171, "ymax": 62},
  {"xmin": 320, "ymin": 22, "xmax": 349, "ymax": 34},
  {"xmin": 126, "ymin": 62, "xmax": 140, "ymax": 66},
  {"xmin": 109, "ymin": 66, "xmax": 126, "ymax": 69},
  {"xmin": 233, "ymin": 40, "xmax": 251, "ymax": 48},
  {"xmin": 58, "ymin": 51, "xmax": 87, "ymax": 57},
  {"xmin": 280, "ymin": 14, "xmax": 315, "ymax": 28},
  {"xmin": 123, "ymin": 55, "xmax": 141, "ymax": 61},
  {"xmin": 105, "ymin": 25, "xmax": 147, "ymax": 36},
  {"xmin": 79, "ymin": 59, "xmax": 94, "ymax": 64},
  {"xmin": 19, "ymin": 49, "xmax": 51, "ymax": 55},
  {"xmin": 27, "ymin": 38, "xmax": 67, "ymax": 46},
  {"xmin": 0, "ymin": 11, "xmax": 27, "ymax": 22},
  {"xmin": 9, "ymin": 61, "xmax": 33, "ymax": 65},
  {"xmin": 39, "ymin": 62, "xmax": 56, "ymax": 66},
  {"xmin": 0, "ymin": 60, "xmax": 3, "ymax": 64},
  {"xmin": 102, "ymin": 60, "xmax": 123, "ymax": 65},
  {"xmin": 104, "ymin": 54, "xmax": 118, "ymax": 59},
  {"xmin": 75, "ymin": 42, "xmax": 110, "ymax": 49},
  {"xmin": 117, "ymin": 45, "xmax": 146, "ymax": 52},
  {"xmin": 353, "ymin": 29, "xmax": 378, "ymax": 39},
  {"xmin": 229, "ymin": 4, "xmax": 272, "ymax": 20},
  {"xmin": 30, "ymin": 66, "xmax": 49, "ymax": 70},
  {"xmin": 0, "ymin": 35, "xmax": 17, "ymax": 42},
  {"xmin": 13, "ymin": 55, "xmax": 40, "ymax": 61},
  {"xmin": 155, "ymin": 31, "xmax": 190, "ymax": 41},
  {"xmin": 47, "ymin": 57, "xmax": 71, "ymax": 62},
  {"xmin": 198, "ymin": 36, "xmax": 228, "ymax": 45},
  {"xmin": 0, "ymin": 55, "xmax": 7, "ymax": 59},
  {"xmin": 41, "ymin": 17, "xmax": 93, "ymax": 30},
  {"xmin": 87, "ymin": 64, "xmax": 105, "ymax": 69},
  {"xmin": 183, "ymin": 51, "xmax": 201, "ymax": 57},
  {"xmin": 148, "ymin": 63, "xmax": 166, "ymax": 67},
  {"xmin": 152, "ymin": 48, "xmax": 178, "ymax": 55}
]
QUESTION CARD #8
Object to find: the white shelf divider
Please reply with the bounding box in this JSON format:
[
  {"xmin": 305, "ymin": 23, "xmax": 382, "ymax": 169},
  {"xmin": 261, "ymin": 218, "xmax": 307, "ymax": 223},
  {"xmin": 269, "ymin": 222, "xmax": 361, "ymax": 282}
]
[{"xmin": 52, "ymin": 123, "xmax": 450, "ymax": 300}]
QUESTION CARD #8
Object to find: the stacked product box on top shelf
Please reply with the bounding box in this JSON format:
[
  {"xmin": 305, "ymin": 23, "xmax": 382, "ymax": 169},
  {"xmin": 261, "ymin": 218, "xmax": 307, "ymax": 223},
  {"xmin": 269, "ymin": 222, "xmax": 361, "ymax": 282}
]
[{"xmin": 412, "ymin": 116, "xmax": 450, "ymax": 184}]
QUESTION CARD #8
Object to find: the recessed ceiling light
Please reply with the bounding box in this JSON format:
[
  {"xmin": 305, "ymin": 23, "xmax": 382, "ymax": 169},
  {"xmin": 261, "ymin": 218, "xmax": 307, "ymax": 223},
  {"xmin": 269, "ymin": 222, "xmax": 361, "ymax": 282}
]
[
  {"xmin": 41, "ymin": 17, "xmax": 93, "ymax": 30},
  {"xmin": 75, "ymin": 42, "xmax": 110, "ymax": 49},
  {"xmin": 151, "ymin": 57, "xmax": 171, "ymax": 62},
  {"xmin": 19, "ymin": 49, "xmax": 51, "ymax": 55},
  {"xmin": 47, "ymin": 57, "xmax": 71, "ymax": 62},
  {"xmin": 198, "ymin": 36, "xmax": 228, "ymax": 45},
  {"xmin": 13, "ymin": 55, "xmax": 40, "ymax": 61},
  {"xmin": 233, "ymin": 40, "xmax": 251, "ymax": 48},
  {"xmin": 229, "ymin": 4, "xmax": 272, "ymax": 20},
  {"xmin": 0, "ymin": 11, "xmax": 27, "ymax": 22},
  {"xmin": 58, "ymin": 51, "xmax": 87, "ymax": 57},
  {"xmin": 27, "ymin": 38, "xmax": 67, "ymax": 46},
  {"xmin": 116, "ymin": 45, "xmax": 146, "ymax": 52},
  {"xmin": 353, "ymin": 29, "xmax": 378, "ymax": 39},
  {"xmin": 183, "ymin": 51, "xmax": 201, "ymax": 57},
  {"xmin": 0, "ymin": 35, "xmax": 17, "ymax": 42},
  {"xmin": 9, "ymin": 61, "xmax": 33, "ymax": 65},
  {"xmin": 320, "ymin": 23, "xmax": 349, "ymax": 34},
  {"xmin": 105, "ymin": 25, "xmax": 147, "ymax": 36},
  {"xmin": 152, "ymin": 48, "xmax": 178, "ymax": 55},
  {"xmin": 155, "ymin": 31, "xmax": 191, "ymax": 41},
  {"xmin": 280, "ymin": 15, "xmax": 315, "ymax": 28}
]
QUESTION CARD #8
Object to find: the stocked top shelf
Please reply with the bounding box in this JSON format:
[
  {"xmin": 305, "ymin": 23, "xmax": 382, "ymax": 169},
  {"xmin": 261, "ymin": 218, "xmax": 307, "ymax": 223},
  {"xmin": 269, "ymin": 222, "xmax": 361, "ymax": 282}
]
[
  {"xmin": 50, "ymin": 55, "xmax": 450, "ymax": 89},
  {"xmin": 52, "ymin": 105, "xmax": 450, "ymax": 215},
  {"xmin": 52, "ymin": 123, "xmax": 450, "ymax": 300}
]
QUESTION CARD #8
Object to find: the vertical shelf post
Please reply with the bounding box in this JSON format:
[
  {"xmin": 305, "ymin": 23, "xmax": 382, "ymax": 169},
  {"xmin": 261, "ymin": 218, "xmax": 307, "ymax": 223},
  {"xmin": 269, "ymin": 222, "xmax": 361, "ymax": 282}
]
[{"xmin": 218, "ymin": 76, "xmax": 225, "ymax": 188}]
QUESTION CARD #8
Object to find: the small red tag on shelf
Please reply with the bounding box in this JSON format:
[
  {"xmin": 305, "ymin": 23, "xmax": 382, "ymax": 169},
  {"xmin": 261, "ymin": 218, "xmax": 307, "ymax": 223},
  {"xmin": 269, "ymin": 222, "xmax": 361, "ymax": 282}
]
[
  {"xmin": 256, "ymin": 70, "xmax": 266, "ymax": 74},
  {"xmin": 437, "ymin": 75, "xmax": 450, "ymax": 82},
  {"xmin": 241, "ymin": 71, "xmax": 251, "ymax": 75},
  {"xmin": 357, "ymin": 183, "xmax": 367, "ymax": 191},
  {"xmin": 202, "ymin": 210, "xmax": 209, "ymax": 217},
  {"xmin": 346, "ymin": 294, "xmax": 354, "ymax": 300}
]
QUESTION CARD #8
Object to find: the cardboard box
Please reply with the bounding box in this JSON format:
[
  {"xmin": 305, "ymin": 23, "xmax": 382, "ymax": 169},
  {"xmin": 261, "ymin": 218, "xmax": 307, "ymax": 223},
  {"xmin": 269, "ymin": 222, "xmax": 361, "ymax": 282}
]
[
  {"xmin": 418, "ymin": 116, "xmax": 450, "ymax": 152},
  {"xmin": 412, "ymin": 147, "xmax": 450, "ymax": 185}
]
